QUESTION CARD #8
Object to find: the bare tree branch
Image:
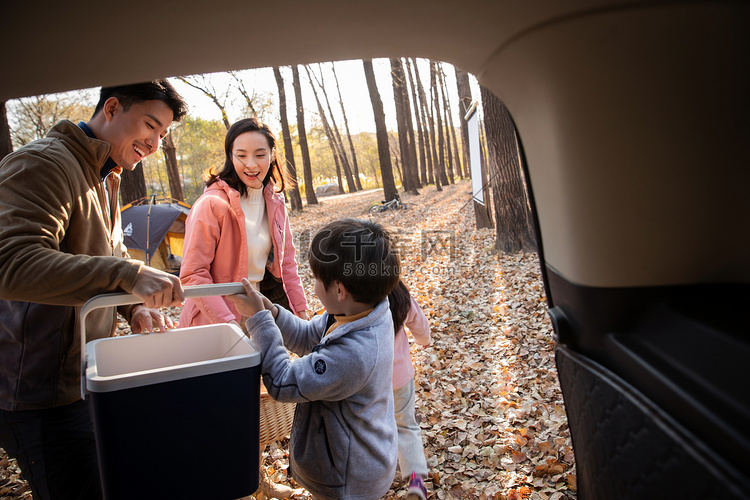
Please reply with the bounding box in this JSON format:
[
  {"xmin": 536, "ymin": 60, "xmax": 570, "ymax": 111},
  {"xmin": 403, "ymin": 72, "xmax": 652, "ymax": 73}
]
[{"xmin": 175, "ymin": 75, "xmax": 231, "ymax": 129}]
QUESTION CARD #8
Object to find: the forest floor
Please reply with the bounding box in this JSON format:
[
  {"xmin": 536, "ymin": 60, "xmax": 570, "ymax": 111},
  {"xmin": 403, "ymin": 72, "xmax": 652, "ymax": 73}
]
[{"xmin": 0, "ymin": 179, "xmax": 576, "ymax": 500}]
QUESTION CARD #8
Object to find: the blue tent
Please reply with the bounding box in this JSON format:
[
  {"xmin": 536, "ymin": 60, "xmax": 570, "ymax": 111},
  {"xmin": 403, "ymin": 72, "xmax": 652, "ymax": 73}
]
[{"xmin": 121, "ymin": 198, "xmax": 191, "ymax": 269}]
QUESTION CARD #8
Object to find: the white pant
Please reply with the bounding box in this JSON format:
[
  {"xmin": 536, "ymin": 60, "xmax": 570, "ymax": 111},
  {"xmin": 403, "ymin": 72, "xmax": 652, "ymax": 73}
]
[{"xmin": 393, "ymin": 379, "xmax": 429, "ymax": 478}]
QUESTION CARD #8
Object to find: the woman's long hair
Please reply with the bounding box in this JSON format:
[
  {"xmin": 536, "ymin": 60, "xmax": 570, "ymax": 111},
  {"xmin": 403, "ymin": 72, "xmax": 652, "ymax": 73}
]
[
  {"xmin": 205, "ymin": 117, "xmax": 287, "ymax": 196},
  {"xmin": 388, "ymin": 280, "xmax": 412, "ymax": 334}
]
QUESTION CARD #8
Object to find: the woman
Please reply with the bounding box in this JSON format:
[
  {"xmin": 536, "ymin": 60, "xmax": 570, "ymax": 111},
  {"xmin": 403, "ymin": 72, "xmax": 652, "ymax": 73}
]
[{"xmin": 180, "ymin": 117, "xmax": 309, "ymax": 329}]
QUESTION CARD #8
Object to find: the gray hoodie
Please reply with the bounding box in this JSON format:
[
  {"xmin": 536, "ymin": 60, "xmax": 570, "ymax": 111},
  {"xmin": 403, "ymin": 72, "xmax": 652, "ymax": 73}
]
[{"xmin": 245, "ymin": 299, "xmax": 397, "ymax": 499}]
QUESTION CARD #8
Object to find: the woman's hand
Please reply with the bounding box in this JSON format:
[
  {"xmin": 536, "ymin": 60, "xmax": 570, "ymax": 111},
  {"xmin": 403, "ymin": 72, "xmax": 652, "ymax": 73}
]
[
  {"xmin": 129, "ymin": 305, "xmax": 177, "ymax": 334},
  {"xmin": 227, "ymin": 278, "xmax": 266, "ymax": 317}
]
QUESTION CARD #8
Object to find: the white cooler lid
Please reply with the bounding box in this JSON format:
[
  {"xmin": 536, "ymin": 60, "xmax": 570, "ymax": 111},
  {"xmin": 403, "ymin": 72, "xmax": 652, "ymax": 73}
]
[{"xmin": 85, "ymin": 323, "xmax": 260, "ymax": 393}]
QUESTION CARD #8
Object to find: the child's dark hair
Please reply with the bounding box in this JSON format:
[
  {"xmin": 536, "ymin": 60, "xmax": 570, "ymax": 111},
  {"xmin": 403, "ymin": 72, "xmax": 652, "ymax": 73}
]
[
  {"xmin": 309, "ymin": 219, "xmax": 400, "ymax": 305},
  {"xmin": 388, "ymin": 280, "xmax": 412, "ymax": 333},
  {"xmin": 93, "ymin": 80, "xmax": 188, "ymax": 122},
  {"xmin": 205, "ymin": 117, "xmax": 286, "ymax": 196}
]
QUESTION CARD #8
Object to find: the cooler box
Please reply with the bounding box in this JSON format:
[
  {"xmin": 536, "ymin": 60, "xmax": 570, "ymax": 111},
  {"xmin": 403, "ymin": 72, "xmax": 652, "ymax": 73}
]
[{"xmin": 81, "ymin": 284, "xmax": 260, "ymax": 500}]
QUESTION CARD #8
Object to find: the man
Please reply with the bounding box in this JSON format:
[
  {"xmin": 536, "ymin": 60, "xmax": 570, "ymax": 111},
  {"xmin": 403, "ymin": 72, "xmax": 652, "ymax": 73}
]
[{"xmin": 0, "ymin": 80, "xmax": 189, "ymax": 499}]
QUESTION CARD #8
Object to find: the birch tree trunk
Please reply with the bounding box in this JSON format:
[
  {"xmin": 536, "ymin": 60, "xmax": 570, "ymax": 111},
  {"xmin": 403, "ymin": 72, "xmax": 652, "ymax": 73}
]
[
  {"xmin": 318, "ymin": 63, "xmax": 359, "ymax": 191},
  {"xmin": 307, "ymin": 64, "xmax": 357, "ymax": 192},
  {"xmin": 304, "ymin": 65, "xmax": 356, "ymax": 193},
  {"xmin": 332, "ymin": 63, "xmax": 363, "ymax": 190}
]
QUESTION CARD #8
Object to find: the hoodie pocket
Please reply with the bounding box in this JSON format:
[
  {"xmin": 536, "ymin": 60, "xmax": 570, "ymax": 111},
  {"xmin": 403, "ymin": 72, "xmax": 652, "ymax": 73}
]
[{"xmin": 294, "ymin": 404, "xmax": 350, "ymax": 487}]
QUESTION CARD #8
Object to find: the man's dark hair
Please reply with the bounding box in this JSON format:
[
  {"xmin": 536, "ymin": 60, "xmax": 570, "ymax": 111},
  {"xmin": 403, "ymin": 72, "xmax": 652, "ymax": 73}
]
[
  {"xmin": 309, "ymin": 218, "xmax": 400, "ymax": 305},
  {"xmin": 92, "ymin": 80, "xmax": 188, "ymax": 122}
]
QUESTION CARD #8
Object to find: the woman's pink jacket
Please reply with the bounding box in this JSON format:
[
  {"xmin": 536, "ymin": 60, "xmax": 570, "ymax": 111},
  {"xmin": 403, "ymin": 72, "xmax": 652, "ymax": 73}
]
[
  {"xmin": 179, "ymin": 179, "xmax": 308, "ymax": 327},
  {"xmin": 393, "ymin": 297, "xmax": 431, "ymax": 390}
]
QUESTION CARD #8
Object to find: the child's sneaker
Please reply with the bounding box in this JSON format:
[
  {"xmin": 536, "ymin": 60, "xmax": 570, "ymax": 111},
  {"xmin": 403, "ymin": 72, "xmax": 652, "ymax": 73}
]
[{"xmin": 405, "ymin": 472, "xmax": 427, "ymax": 500}]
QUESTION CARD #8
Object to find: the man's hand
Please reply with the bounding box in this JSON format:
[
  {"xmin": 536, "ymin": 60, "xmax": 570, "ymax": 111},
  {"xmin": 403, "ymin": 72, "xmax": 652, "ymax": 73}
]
[
  {"xmin": 131, "ymin": 266, "xmax": 184, "ymax": 309},
  {"xmin": 226, "ymin": 278, "xmax": 267, "ymax": 318},
  {"xmin": 129, "ymin": 305, "xmax": 177, "ymax": 334}
]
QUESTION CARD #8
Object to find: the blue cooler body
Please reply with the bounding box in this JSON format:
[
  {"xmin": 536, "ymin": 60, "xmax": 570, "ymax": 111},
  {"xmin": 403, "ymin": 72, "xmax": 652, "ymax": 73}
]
[{"xmin": 82, "ymin": 288, "xmax": 260, "ymax": 500}]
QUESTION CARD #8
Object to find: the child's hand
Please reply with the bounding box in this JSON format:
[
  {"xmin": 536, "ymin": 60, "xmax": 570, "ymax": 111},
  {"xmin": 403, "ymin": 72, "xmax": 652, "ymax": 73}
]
[
  {"xmin": 260, "ymin": 294, "xmax": 274, "ymax": 311},
  {"xmin": 227, "ymin": 278, "xmax": 266, "ymax": 317}
]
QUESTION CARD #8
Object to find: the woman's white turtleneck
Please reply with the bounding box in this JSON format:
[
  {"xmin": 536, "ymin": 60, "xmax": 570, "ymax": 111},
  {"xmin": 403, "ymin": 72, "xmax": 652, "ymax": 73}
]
[{"xmin": 239, "ymin": 187, "xmax": 271, "ymax": 287}]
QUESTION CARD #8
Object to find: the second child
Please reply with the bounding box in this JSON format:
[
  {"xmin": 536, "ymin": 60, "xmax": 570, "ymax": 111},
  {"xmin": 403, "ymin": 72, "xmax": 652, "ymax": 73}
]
[
  {"xmin": 228, "ymin": 219, "xmax": 400, "ymax": 500},
  {"xmin": 389, "ymin": 281, "xmax": 431, "ymax": 500}
]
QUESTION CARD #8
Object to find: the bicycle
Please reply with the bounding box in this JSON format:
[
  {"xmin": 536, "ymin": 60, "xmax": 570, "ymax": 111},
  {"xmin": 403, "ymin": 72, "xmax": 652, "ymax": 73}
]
[{"xmin": 369, "ymin": 194, "xmax": 408, "ymax": 214}]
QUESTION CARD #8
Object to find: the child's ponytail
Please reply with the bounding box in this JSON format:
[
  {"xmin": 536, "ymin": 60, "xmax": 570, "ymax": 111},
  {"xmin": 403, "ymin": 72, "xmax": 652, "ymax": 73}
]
[{"xmin": 388, "ymin": 280, "xmax": 412, "ymax": 334}]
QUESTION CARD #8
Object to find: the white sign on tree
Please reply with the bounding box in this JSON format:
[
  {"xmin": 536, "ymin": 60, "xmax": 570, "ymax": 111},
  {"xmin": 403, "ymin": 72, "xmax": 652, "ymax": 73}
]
[{"xmin": 465, "ymin": 101, "xmax": 483, "ymax": 205}]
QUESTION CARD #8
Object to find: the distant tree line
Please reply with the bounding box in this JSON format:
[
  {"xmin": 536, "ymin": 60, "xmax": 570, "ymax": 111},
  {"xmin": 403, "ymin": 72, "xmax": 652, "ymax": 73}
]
[{"xmin": 0, "ymin": 58, "xmax": 535, "ymax": 253}]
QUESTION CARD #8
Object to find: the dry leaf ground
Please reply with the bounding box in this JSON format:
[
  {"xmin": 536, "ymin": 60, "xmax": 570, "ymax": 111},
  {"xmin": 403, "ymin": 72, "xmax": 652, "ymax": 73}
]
[{"xmin": 0, "ymin": 180, "xmax": 576, "ymax": 500}]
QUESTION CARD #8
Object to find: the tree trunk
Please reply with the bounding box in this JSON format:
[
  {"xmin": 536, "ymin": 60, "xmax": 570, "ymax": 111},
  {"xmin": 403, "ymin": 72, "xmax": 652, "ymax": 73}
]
[
  {"xmin": 161, "ymin": 130, "xmax": 184, "ymax": 201},
  {"xmin": 390, "ymin": 58, "xmax": 419, "ymax": 195},
  {"xmin": 0, "ymin": 101, "xmax": 12, "ymax": 160},
  {"xmin": 430, "ymin": 62, "xmax": 448, "ymax": 188},
  {"xmin": 274, "ymin": 67, "xmax": 303, "ymax": 211},
  {"xmin": 473, "ymin": 199, "xmax": 494, "ymax": 229},
  {"xmin": 332, "ymin": 141, "xmax": 344, "ymax": 194},
  {"xmin": 439, "ymin": 64, "xmax": 462, "ymax": 180},
  {"xmin": 465, "ymin": 94, "xmax": 494, "ymax": 230},
  {"xmin": 318, "ymin": 64, "xmax": 358, "ymax": 192},
  {"xmin": 405, "ymin": 59, "xmax": 427, "ymax": 188},
  {"xmin": 455, "ymin": 67, "xmax": 472, "ymax": 178},
  {"xmin": 292, "ymin": 65, "xmax": 318, "ymax": 205},
  {"xmin": 120, "ymin": 161, "xmax": 148, "ymax": 206},
  {"xmin": 388, "ymin": 133, "xmax": 403, "ymax": 187},
  {"xmin": 332, "ymin": 63, "xmax": 363, "ymax": 190},
  {"xmin": 480, "ymin": 85, "xmax": 535, "ymax": 253},
  {"xmin": 363, "ymin": 59, "xmax": 398, "ymax": 201},
  {"xmin": 414, "ymin": 61, "xmax": 437, "ymax": 187},
  {"xmin": 473, "ymin": 118, "xmax": 494, "ymax": 230},
  {"xmin": 305, "ymin": 64, "xmax": 357, "ymax": 193},
  {"xmin": 402, "ymin": 60, "xmax": 421, "ymax": 191},
  {"xmin": 437, "ymin": 63, "xmax": 455, "ymax": 184}
]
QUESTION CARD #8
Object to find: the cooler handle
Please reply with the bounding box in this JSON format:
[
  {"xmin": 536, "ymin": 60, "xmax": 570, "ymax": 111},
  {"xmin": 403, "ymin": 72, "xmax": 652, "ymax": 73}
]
[{"xmin": 79, "ymin": 282, "xmax": 246, "ymax": 399}]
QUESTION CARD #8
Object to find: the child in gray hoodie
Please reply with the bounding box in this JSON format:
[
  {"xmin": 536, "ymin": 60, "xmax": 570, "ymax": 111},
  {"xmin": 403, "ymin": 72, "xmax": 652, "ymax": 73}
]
[{"xmin": 229, "ymin": 218, "xmax": 400, "ymax": 500}]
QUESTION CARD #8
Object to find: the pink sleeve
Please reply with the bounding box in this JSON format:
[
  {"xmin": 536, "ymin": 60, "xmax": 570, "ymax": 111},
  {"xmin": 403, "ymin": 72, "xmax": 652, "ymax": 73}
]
[
  {"xmin": 179, "ymin": 196, "xmax": 237, "ymax": 324},
  {"xmin": 404, "ymin": 296, "xmax": 431, "ymax": 346},
  {"xmin": 279, "ymin": 206, "xmax": 309, "ymax": 313}
]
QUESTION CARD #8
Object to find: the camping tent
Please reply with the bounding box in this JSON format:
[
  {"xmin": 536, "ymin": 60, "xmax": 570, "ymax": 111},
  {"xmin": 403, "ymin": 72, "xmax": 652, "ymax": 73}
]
[{"xmin": 121, "ymin": 198, "xmax": 191, "ymax": 273}]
